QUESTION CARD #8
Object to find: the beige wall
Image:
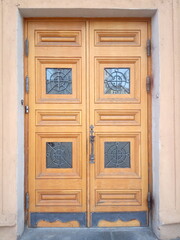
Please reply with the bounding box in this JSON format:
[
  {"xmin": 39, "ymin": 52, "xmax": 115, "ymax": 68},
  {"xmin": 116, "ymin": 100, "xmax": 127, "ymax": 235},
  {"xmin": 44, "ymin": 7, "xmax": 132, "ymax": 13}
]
[
  {"xmin": 0, "ymin": 0, "xmax": 18, "ymax": 239},
  {"xmin": 0, "ymin": 0, "xmax": 180, "ymax": 239}
]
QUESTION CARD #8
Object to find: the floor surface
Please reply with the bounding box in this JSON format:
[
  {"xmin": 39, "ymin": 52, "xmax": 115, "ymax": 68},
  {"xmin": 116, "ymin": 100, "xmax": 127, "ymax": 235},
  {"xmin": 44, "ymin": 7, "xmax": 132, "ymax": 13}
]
[{"xmin": 20, "ymin": 227, "xmax": 159, "ymax": 240}]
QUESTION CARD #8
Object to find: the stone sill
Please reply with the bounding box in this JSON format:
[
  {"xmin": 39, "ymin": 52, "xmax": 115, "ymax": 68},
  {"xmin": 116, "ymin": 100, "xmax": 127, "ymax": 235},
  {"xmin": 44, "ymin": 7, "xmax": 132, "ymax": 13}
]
[{"xmin": 0, "ymin": 214, "xmax": 16, "ymax": 227}]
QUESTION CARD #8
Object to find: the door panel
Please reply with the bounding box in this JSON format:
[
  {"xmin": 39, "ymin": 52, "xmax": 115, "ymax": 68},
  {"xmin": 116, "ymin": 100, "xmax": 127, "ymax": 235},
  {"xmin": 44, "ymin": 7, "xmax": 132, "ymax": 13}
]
[
  {"xmin": 25, "ymin": 19, "xmax": 150, "ymax": 227},
  {"xmin": 27, "ymin": 20, "xmax": 87, "ymax": 227},
  {"xmin": 89, "ymin": 20, "xmax": 148, "ymax": 226},
  {"xmin": 95, "ymin": 133, "xmax": 140, "ymax": 178},
  {"xmin": 94, "ymin": 57, "xmax": 141, "ymax": 103},
  {"xmin": 36, "ymin": 58, "xmax": 82, "ymax": 103}
]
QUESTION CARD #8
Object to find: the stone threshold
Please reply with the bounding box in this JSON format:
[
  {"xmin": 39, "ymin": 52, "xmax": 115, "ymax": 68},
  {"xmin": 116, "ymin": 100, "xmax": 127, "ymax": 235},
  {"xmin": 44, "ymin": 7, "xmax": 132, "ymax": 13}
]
[{"xmin": 19, "ymin": 227, "xmax": 159, "ymax": 240}]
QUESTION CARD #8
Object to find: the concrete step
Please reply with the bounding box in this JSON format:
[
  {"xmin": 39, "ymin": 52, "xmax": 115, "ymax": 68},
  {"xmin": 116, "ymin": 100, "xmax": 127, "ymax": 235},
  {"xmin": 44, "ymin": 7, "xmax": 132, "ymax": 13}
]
[{"xmin": 20, "ymin": 227, "xmax": 159, "ymax": 240}]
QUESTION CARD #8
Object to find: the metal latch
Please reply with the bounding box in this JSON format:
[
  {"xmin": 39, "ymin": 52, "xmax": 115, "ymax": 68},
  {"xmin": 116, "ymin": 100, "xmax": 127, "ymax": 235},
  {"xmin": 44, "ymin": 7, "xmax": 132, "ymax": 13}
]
[{"xmin": 25, "ymin": 105, "xmax": 29, "ymax": 114}]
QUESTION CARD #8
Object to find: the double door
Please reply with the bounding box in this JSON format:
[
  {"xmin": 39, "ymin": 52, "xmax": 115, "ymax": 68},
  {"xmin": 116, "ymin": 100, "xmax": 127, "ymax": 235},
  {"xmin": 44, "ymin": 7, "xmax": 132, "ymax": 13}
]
[{"xmin": 25, "ymin": 19, "xmax": 150, "ymax": 227}]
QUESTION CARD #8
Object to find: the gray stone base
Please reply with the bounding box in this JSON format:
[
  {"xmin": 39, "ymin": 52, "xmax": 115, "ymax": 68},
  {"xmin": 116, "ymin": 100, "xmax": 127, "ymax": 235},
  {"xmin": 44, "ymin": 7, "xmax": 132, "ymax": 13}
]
[{"xmin": 20, "ymin": 227, "xmax": 158, "ymax": 240}]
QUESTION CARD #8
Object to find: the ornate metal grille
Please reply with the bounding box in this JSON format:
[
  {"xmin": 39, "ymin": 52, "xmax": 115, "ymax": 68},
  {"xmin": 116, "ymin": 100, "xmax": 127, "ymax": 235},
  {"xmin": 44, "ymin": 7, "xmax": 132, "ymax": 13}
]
[
  {"xmin": 46, "ymin": 142, "xmax": 72, "ymax": 168},
  {"xmin": 104, "ymin": 68, "xmax": 130, "ymax": 94},
  {"xmin": 46, "ymin": 68, "xmax": 72, "ymax": 94},
  {"xmin": 104, "ymin": 142, "xmax": 130, "ymax": 168}
]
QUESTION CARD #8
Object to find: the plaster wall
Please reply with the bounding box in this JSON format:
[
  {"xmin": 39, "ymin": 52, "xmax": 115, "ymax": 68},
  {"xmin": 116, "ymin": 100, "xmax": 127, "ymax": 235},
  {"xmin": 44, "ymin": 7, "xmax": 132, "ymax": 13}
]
[
  {"xmin": 0, "ymin": 0, "xmax": 179, "ymax": 240},
  {"xmin": 17, "ymin": 13, "xmax": 24, "ymax": 236},
  {"xmin": 151, "ymin": 11, "xmax": 160, "ymax": 236}
]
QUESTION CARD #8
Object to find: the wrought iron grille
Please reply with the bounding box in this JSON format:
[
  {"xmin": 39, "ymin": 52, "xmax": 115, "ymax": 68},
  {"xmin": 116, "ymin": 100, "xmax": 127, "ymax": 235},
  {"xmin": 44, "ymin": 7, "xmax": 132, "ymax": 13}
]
[
  {"xmin": 46, "ymin": 68, "xmax": 72, "ymax": 94},
  {"xmin": 46, "ymin": 142, "xmax": 72, "ymax": 168},
  {"xmin": 104, "ymin": 68, "xmax": 130, "ymax": 94},
  {"xmin": 104, "ymin": 141, "xmax": 130, "ymax": 168}
]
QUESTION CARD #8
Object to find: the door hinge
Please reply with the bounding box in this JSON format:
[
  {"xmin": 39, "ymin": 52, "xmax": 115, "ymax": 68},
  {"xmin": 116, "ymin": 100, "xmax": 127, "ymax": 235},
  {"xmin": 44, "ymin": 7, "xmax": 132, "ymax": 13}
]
[
  {"xmin": 148, "ymin": 192, "xmax": 152, "ymax": 210},
  {"xmin": 146, "ymin": 39, "xmax": 151, "ymax": 57},
  {"xmin": 25, "ymin": 75, "xmax": 29, "ymax": 93},
  {"xmin": 146, "ymin": 76, "xmax": 151, "ymax": 93},
  {"xmin": 25, "ymin": 39, "xmax": 29, "ymax": 57},
  {"xmin": 25, "ymin": 192, "xmax": 29, "ymax": 210},
  {"xmin": 25, "ymin": 105, "xmax": 29, "ymax": 114}
]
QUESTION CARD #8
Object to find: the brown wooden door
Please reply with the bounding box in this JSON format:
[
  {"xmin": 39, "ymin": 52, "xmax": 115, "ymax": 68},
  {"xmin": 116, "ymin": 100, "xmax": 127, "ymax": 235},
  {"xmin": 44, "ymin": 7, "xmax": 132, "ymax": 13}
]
[
  {"xmin": 89, "ymin": 20, "xmax": 149, "ymax": 227},
  {"xmin": 25, "ymin": 18, "xmax": 150, "ymax": 228}
]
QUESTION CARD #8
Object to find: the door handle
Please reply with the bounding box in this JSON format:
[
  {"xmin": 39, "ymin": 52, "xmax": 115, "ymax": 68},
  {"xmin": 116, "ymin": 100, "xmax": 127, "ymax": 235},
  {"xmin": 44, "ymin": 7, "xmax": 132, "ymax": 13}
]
[{"xmin": 89, "ymin": 125, "xmax": 95, "ymax": 164}]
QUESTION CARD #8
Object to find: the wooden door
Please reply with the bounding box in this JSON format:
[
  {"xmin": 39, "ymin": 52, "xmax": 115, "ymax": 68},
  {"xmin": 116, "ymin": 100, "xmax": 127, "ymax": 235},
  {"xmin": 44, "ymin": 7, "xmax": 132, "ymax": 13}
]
[
  {"xmin": 89, "ymin": 20, "xmax": 149, "ymax": 227},
  {"xmin": 26, "ymin": 19, "xmax": 87, "ymax": 227},
  {"xmin": 25, "ymin": 18, "xmax": 150, "ymax": 228}
]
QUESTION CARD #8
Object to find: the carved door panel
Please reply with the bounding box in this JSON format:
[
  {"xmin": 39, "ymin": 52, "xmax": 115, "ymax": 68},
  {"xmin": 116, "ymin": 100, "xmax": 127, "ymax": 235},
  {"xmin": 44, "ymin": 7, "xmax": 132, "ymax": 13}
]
[
  {"xmin": 89, "ymin": 20, "xmax": 149, "ymax": 227},
  {"xmin": 25, "ymin": 19, "xmax": 150, "ymax": 227},
  {"xmin": 26, "ymin": 20, "xmax": 87, "ymax": 227}
]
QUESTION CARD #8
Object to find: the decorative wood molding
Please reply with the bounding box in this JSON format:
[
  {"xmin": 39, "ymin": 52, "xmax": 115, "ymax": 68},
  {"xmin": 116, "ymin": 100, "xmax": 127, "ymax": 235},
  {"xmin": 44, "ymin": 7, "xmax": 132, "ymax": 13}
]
[
  {"xmin": 30, "ymin": 212, "xmax": 86, "ymax": 227},
  {"xmin": 91, "ymin": 212, "xmax": 147, "ymax": 227}
]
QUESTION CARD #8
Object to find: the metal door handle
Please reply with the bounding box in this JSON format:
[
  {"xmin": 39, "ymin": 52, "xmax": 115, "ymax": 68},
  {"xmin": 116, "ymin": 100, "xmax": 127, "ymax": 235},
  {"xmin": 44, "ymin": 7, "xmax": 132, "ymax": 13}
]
[{"xmin": 89, "ymin": 125, "xmax": 95, "ymax": 163}]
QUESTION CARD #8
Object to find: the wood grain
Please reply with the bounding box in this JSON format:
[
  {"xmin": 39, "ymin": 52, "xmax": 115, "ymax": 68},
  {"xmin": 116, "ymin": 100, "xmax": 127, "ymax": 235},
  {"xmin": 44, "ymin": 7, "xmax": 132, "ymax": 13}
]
[
  {"xmin": 37, "ymin": 220, "xmax": 80, "ymax": 227},
  {"xmin": 95, "ymin": 190, "xmax": 141, "ymax": 206},
  {"xmin": 95, "ymin": 30, "xmax": 141, "ymax": 46},
  {"xmin": 89, "ymin": 19, "xmax": 149, "ymax": 215},
  {"xmin": 98, "ymin": 219, "xmax": 140, "ymax": 227},
  {"xmin": 35, "ymin": 30, "xmax": 82, "ymax": 46},
  {"xmin": 26, "ymin": 20, "xmax": 87, "ymax": 218}
]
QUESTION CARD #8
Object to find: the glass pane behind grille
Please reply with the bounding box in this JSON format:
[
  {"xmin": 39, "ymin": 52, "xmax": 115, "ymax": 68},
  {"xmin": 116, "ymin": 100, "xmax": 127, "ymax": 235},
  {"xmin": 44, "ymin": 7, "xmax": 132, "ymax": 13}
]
[
  {"xmin": 46, "ymin": 142, "xmax": 72, "ymax": 168},
  {"xmin": 104, "ymin": 142, "xmax": 130, "ymax": 168},
  {"xmin": 104, "ymin": 68, "xmax": 130, "ymax": 94},
  {"xmin": 46, "ymin": 68, "xmax": 72, "ymax": 94}
]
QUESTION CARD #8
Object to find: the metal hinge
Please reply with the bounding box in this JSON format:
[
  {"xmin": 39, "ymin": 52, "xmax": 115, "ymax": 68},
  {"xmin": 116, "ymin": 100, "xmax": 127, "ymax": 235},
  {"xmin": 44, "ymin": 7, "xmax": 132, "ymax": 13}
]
[
  {"xmin": 146, "ymin": 76, "xmax": 151, "ymax": 93},
  {"xmin": 146, "ymin": 39, "xmax": 151, "ymax": 57},
  {"xmin": 25, "ymin": 105, "xmax": 29, "ymax": 114},
  {"xmin": 25, "ymin": 192, "xmax": 29, "ymax": 210},
  {"xmin": 148, "ymin": 192, "xmax": 152, "ymax": 210},
  {"xmin": 25, "ymin": 39, "xmax": 29, "ymax": 57},
  {"xmin": 25, "ymin": 75, "xmax": 29, "ymax": 93}
]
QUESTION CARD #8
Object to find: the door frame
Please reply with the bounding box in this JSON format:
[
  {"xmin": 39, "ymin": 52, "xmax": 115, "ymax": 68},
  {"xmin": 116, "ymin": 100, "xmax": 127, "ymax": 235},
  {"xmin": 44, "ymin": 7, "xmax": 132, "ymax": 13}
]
[{"xmin": 24, "ymin": 17, "xmax": 152, "ymax": 227}]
